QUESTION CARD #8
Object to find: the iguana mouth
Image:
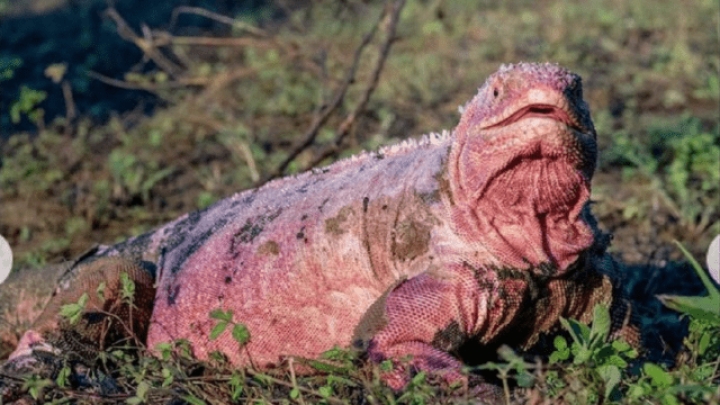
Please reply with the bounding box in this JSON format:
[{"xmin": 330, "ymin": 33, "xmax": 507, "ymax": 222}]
[
  {"xmin": 471, "ymin": 101, "xmax": 595, "ymax": 214},
  {"xmin": 483, "ymin": 103, "xmax": 586, "ymax": 134}
]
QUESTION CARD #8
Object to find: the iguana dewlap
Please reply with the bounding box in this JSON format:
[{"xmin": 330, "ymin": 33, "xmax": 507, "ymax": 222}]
[{"xmin": 8, "ymin": 62, "xmax": 626, "ymax": 389}]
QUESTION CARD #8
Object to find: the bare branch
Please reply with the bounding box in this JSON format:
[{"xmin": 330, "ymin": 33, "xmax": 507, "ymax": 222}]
[
  {"xmin": 104, "ymin": 7, "xmax": 184, "ymax": 78},
  {"xmin": 169, "ymin": 6, "xmax": 267, "ymax": 37},
  {"xmin": 61, "ymin": 80, "xmax": 76, "ymax": 136},
  {"xmin": 152, "ymin": 34, "xmax": 266, "ymax": 47},
  {"xmin": 195, "ymin": 68, "xmax": 258, "ymax": 103},
  {"xmin": 87, "ymin": 71, "xmax": 207, "ymax": 92},
  {"xmin": 262, "ymin": 1, "xmax": 406, "ymax": 183},
  {"xmin": 309, "ymin": 0, "xmax": 406, "ymax": 167}
]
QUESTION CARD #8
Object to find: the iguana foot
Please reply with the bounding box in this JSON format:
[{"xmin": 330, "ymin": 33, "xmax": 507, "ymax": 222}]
[
  {"xmin": 0, "ymin": 346, "xmax": 61, "ymax": 403},
  {"xmin": 2, "ymin": 257, "xmax": 154, "ymax": 403}
]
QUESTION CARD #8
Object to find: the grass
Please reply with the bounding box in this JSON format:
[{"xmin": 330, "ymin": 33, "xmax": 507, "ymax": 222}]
[
  {"xmin": 7, "ymin": 270, "xmax": 720, "ymax": 404},
  {"xmin": 0, "ymin": 0, "xmax": 718, "ymax": 403}
]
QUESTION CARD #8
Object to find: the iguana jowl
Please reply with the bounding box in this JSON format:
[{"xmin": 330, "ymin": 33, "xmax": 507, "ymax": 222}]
[{"xmin": 6, "ymin": 62, "xmax": 631, "ymax": 390}]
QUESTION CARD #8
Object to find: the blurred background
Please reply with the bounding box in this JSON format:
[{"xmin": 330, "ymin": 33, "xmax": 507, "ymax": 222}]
[{"xmin": 0, "ymin": 0, "xmax": 717, "ymax": 269}]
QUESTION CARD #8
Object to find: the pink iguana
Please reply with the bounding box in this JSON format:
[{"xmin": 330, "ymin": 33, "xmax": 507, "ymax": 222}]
[{"xmin": 2, "ymin": 62, "xmax": 636, "ymax": 396}]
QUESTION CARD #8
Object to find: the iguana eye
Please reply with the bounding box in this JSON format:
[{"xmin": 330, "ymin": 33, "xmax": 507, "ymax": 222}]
[{"xmin": 493, "ymin": 88, "xmax": 499, "ymax": 97}]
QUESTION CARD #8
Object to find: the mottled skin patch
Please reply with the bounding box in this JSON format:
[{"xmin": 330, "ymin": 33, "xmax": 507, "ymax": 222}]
[
  {"xmin": 4, "ymin": 63, "xmax": 639, "ymax": 395},
  {"xmin": 233, "ymin": 209, "xmax": 283, "ymax": 246},
  {"xmin": 431, "ymin": 321, "xmax": 464, "ymax": 353},
  {"xmin": 324, "ymin": 206, "xmax": 355, "ymax": 236},
  {"xmin": 257, "ymin": 241, "xmax": 280, "ymax": 256},
  {"xmin": 392, "ymin": 218, "xmax": 432, "ymax": 261}
]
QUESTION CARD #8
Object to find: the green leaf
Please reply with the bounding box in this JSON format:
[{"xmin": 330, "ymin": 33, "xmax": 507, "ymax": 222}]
[
  {"xmin": 127, "ymin": 384, "xmax": 152, "ymax": 405},
  {"xmin": 549, "ymin": 351, "xmax": 568, "ymax": 363},
  {"xmin": 561, "ymin": 317, "xmax": 592, "ymax": 345},
  {"xmin": 96, "ymin": 281, "xmax": 106, "ymax": 301},
  {"xmin": 574, "ymin": 346, "xmax": 592, "ymax": 365},
  {"xmin": 232, "ymin": 323, "xmax": 251, "ymax": 345},
  {"xmin": 605, "ymin": 354, "xmax": 628, "ymax": 368},
  {"xmin": 516, "ymin": 371, "xmax": 535, "ymax": 388},
  {"xmin": 59, "ymin": 293, "xmax": 89, "ymax": 324},
  {"xmin": 229, "ymin": 372, "xmax": 244, "ymax": 401},
  {"xmin": 230, "ymin": 374, "xmax": 245, "ymax": 401},
  {"xmin": 209, "ymin": 321, "xmax": 228, "ymax": 340},
  {"xmin": 643, "ymin": 362, "xmax": 673, "ymax": 388},
  {"xmin": 318, "ymin": 385, "xmax": 333, "ymax": 398},
  {"xmin": 326, "ymin": 375, "xmax": 357, "ymax": 387},
  {"xmin": 120, "ymin": 272, "xmax": 136, "ymax": 301},
  {"xmin": 161, "ymin": 367, "xmax": 173, "ymax": 387},
  {"xmin": 209, "ymin": 308, "xmax": 233, "ymax": 322},
  {"xmin": 10, "ymin": 86, "xmax": 47, "ymax": 124},
  {"xmin": 56, "ymin": 365, "xmax": 71, "ymax": 388},
  {"xmin": 305, "ymin": 359, "xmax": 351, "ymax": 374},
  {"xmin": 611, "ymin": 339, "xmax": 631, "ymax": 352},
  {"xmin": 575, "ymin": 321, "xmax": 592, "ymax": 342},
  {"xmin": 666, "ymin": 241, "xmax": 720, "ymax": 312},
  {"xmin": 589, "ymin": 304, "xmax": 611, "ymax": 343},
  {"xmin": 697, "ymin": 330, "xmax": 711, "ymax": 355},
  {"xmin": 596, "ymin": 364, "xmax": 621, "ymax": 399},
  {"xmin": 550, "ymin": 335, "xmax": 570, "ymax": 363},
  {"xmin": 181, "ymin": 395, "xmax": 206, "ymax": 405},
  {"xmin": 658, "ymin": 294, "xmax": 720, "ymax": 324},
  {"xmin": 252, "ymin": 371, "xmax": 272, "ymax": 386},
  {"xmin": 321, "ymin": 346, "xmax": 356, "ymax": 362},
  {"xmin": 593, "ymin": 345, "xmax": 618, "ymax": 365},
  {"xmin": 155, "ymin": 342, "xmax": 172, "ymax": 360},
  {"xmin": 660, "ymin": 393, "xmax": 681, "ymax": 405},
  {"xmin": 626, "ymin": 383, "xmax": 648, "ymax": 399},
  {"xmin": 411, "ymin": 371, "xmax": 427, "ymax": 385}
]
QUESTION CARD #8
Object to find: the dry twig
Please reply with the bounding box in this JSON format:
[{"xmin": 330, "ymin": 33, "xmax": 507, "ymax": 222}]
[
  {"xmin": 169, "ymin": 6, "xmax": 267, "ymax": 37},
  {"xmin": 152, "ymin": 34, "xmax": 266, "ymax": 48},
  {"xmin": 263, "ymin": 0, "xmax": 406, "ymax": 183},
  {"xmin": 309, "ymin": 0, "xmax": 407, "ymax": 168},
  {"xmin": 87, "ymin": 71, "xmax": 210, "ymax": 93},
  {"xmin": 104, "ymin": 7, "xmax": 184, "ymax": 78}
]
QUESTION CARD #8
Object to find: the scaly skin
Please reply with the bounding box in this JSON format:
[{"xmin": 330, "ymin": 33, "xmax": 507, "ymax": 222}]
[{"xmin": 3, "ymin": 63, "xmax": 633, "ymax": 394}]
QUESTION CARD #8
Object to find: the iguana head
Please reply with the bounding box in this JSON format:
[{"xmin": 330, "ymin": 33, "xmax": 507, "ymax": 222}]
[{"xmin": 449, "ymin": 62, "xmax": 598, "ymax": 274}]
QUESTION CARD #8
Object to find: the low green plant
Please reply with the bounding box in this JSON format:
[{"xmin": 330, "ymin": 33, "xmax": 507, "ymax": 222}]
[
  {"xmin": 108, "ymin": 148, "xmax": 175, "ymax": 204},
  {"xmin": 208, "ymin": 308, "xmax": 251, "ymax": 347},
  {"xmin": 0, "ymin": 55, "xmax": 21, "ymax": 82},
  {"xmin": 605, "ymin": 117, "xmax": 720, "ymax": 234},
  {"xmin": 21, "ymin": 374, "xmax": 53, "ymax": 401},
  {"xmin": 10, "ymin": 86, "xmax": 47, "ymax": 126},
  {"xmin": 658, "ymin": 241, "xmax": 720, "ymax": 325},
  {"xmin": 0, "ymin": 132, "xmax": 62, "ymax": 192},
  {"xmin": 649, "ymin": 241, "xmax": 720, "ymax": 403},
  {"xmin": 546, "ymin": 305, "xmax": 638, "ymax": 401}
]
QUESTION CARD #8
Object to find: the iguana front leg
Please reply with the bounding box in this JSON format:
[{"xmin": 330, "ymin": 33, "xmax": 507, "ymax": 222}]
[
  {"xmin": 358, "ymin": 263, "xmax": 510, "ymax": 391},
  {"xmin": 361, "ymin": 259, "xmax": 630, "ymax": 392}
]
